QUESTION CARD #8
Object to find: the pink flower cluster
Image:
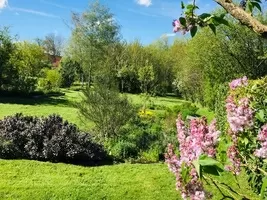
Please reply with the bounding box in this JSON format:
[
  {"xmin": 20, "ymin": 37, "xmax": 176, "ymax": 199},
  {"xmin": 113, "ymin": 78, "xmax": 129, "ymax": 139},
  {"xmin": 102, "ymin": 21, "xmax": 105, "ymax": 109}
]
[
  {"xmin": 225, "ymin": 145, "xmax": 241, "ymax": 175},
  {"xmin": 226, "ymin": 96, "xmax": 254, "ymax": 134},
  {"xmin": 229, "ymin": 76, "xmax": 248, "ymax": 90},
  {"xmin": 225, "ymin": 76, "xmax": 253, "ymax": 175},
  {"xmin": 165, "ymin": 116, "xmax": 220, "ymax": 200},
  {"xmin": 255, "ymin": 125, "xmax": 267, "ymax": 158},
  {"xmin": 172, "ymin": 19, "xmax": 193, "ymax": 34}
]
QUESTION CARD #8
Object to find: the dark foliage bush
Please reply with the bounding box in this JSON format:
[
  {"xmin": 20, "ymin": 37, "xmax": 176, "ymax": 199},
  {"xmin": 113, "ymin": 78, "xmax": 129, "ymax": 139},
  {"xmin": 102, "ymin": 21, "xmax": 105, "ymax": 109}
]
[{"xmin": 0, "ymin": 114, "xmax": 110, "ymax": 165}]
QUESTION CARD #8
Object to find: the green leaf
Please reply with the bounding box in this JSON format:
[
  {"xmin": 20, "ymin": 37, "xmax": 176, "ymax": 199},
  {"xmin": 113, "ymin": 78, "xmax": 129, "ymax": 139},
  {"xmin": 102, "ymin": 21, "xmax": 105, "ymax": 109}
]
[
  {"xmin": 253, "ymin": 0, "xmax": 262, "ymax": 4},
  {"xmin": 260, "ymin": 177, "xmax": 267, "ymax": 199},
  {"xmin": 243, "ymin": 137, "xmax": 249, "ymax": 146},
  {"xmin": 193, "ymin": 160, "xmax": 202, "ymax": 179},
  {"xmin": 202, "ymin": 166, "xmax": 220, "ymax": 176},
  {"xmin": 251, "ymin": 2, "xmax": 262, "ymax": 12},
  {"xmin": 256, "ymin": 109, "xmax": 265, "ymax": 122},
  {"xmin": 199, "ymin": 155, "xmax": 219, "ymax": 166},
  {"xmin": 179, "ymin": 17, "xmax": 186, "ymax": 26},
  {"xmin": 181, "ymin": 1, "xmax": 185, "ymax": 9},
  {"xmin": 198, "ymin": 155, "xmax": 224, "ymax": 172},
  {"xmin": 208, "ymin": 24, "xmax": 216, "ymax": 35},
  {"xmin": 248, "ymin": 1, "xmax": 253, "ymax": 13},
  {"xmin": 212, "ymin": 16, "xmax": 229, "ymax": 26},
  {"xmin": 199, "ymin": 13, "xmax": 211, "ymax": 19},
  {"xmin": 190, "ymin": 26, "xmax": 198, "ymax": 38},
  {"xmin": 181, "ymin": 162, "xmax": 190, "ymax": 182}
]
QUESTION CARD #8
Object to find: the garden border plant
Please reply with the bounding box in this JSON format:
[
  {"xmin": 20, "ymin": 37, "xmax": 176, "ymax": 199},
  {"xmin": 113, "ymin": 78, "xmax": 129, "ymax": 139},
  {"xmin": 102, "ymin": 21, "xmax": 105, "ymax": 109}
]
[{"xmin": 165, "ymin": 76, "xmax": 267, "ymax": 199}]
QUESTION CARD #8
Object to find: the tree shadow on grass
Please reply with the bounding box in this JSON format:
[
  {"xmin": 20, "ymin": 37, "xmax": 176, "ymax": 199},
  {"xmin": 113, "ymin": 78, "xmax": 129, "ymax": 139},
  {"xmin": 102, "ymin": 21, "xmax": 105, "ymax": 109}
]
[
  {"xmin": 0, "ymin": 91, "xmax": 72, "ymax": 107},
  {"xmin": 6, "ymin": 157, "xmax": 115, "ymax": 167}
]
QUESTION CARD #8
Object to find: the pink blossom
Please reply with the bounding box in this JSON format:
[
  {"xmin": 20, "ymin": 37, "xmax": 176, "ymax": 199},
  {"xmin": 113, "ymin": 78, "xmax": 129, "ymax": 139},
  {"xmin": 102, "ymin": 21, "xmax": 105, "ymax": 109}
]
[
  {"xmin": 229, "ymin": 76, "xmax": 248, "ymax": 90},
  {"xmin": 225, "ymin": 145, "xmax": 241, "ymax": 175},
  {"xmin": 255, "ymin": 125, "xmax": 267, "ymax": 158},
  {"xmin": 172, "ymin": 19, "xmax": 193, "ymax": 34},
  {"xmin": 173, "ymin": 20, "xmax": 181, "ymax": 33},
  {"xmin": 226, "ymin": 96, "xmax": 253, "ymax": 134},
  {"xmin": 165, "ymin": 115, "xmax": 220, "ymax": 199}
]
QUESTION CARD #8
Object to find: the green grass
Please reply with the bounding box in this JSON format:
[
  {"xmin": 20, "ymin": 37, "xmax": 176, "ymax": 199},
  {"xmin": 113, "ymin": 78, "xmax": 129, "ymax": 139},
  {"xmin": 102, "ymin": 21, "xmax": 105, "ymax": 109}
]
[
  {"xmin": 0, "ymin": 89, "xmax": 92, "ymax": 131},
  {"xmin": 126, "ymin": 94, "xmax": 187, "ymax": 108},
  {"xmin": 0, "ymin": 160, "xmax": 178, "ymax": 200},
  {"xmin": 196, "ymin": 107, "xmax": 215, "ymax": 122},
  {"xmin": 0, "ymin": 90, "xmax": 260, "ymax": 199},
  {"xmin": 0, "ymin": 160, "xmax": 259, "ymax": 200},
  {"xmin": 0, "ymin": 89, "xmax": 213, "ymax": 131}
]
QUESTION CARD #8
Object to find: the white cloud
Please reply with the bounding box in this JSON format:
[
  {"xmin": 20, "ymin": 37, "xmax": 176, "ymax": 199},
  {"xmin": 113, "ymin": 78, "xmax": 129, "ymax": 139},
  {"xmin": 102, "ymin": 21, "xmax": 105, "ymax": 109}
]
[
  {"xmin": 136, "ymin": 0, "xmax": 152, "ymax": 7},
  {"xmin": 10, "ymin": 7, "xmax": 60, "ymax": 18},
  {"xmin": 161, "ymin": 33, "xmax": 176, "ymax": 38},
  {"xmin": 0, "ymin": 0, "xmax": 8, "ymax": 9}
]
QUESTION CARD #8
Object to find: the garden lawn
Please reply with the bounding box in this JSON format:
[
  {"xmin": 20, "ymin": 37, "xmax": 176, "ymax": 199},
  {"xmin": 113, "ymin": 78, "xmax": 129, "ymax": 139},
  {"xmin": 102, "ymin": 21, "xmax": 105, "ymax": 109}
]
[
  {"xmin": 0, "ymin": 89, "xmax": 92, "ymax": 131},
  {"xmin": 0, "ymin": 160, "xmax": 259, "ymax": 200},
  {"xmin": 0, "ymin": 89, "xmax": 214, "ymax": 131},
  {"xmin": 126, "ymin": 94, "xmax": 187, "ymax": 108}
]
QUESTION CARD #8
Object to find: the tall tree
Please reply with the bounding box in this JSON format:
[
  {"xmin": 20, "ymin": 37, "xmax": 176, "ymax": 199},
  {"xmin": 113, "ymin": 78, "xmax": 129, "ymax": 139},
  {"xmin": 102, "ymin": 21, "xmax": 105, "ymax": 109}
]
[
  {"xmin": 0, "ymin": 27, "xmax": 17, "ymax": 90},
  {"xmin": 67, "ymin": 0, "xmax": 120, "ymax": 86},
  {"xmin": 36, "ymin": 33, "xmax": 64, "ymax": 66},
  {"xmin": 43, "ymin": 33, "xmax": 64, "ymax": 57}
]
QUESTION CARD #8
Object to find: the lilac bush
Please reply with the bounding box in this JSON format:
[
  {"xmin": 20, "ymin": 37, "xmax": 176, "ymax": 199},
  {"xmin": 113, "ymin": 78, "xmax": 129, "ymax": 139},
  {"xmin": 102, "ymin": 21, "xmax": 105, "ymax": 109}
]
[
  {"xmin": 166, "ymin": 76, "xmax": 267, "ymax": 198},
  {"xmin": 255, "ymin": 125, "xmax": 267, "ymax": 158},
  {"xmin": 165, "ymin": 116, "xmax": 220, "ymax": 199}
]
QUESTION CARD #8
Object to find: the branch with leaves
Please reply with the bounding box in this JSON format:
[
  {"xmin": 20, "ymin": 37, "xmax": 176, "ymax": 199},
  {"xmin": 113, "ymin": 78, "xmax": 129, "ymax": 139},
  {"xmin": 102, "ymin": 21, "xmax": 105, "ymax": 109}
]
[{"xmin": 174, "ymin": 0, "xmax": 267, "ymax": 38}]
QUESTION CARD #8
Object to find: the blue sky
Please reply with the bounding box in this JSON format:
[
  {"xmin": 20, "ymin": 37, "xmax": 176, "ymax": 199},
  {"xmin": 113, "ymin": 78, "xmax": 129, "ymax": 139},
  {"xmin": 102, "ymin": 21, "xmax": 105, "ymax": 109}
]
[{"xmin": 0, "ymin": 0, "xmax": 218, "ymax": 44}]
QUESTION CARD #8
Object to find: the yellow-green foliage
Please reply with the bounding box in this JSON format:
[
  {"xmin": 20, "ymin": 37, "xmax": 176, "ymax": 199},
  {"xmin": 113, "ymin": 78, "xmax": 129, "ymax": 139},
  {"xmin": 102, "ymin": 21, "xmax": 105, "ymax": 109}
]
[{"xmin": 38, "ymin": 69, "xmax": 62, "ymax": 92}]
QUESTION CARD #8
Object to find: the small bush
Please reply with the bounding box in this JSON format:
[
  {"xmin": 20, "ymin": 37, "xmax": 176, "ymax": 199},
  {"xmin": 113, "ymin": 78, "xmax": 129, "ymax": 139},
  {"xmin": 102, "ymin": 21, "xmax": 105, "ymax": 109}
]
[
  {"xmin": 78, "ymin": 85, "xmax": 136, "ymax": 141},
  {"xmin": 110, "ymin": 141, "xmax": 138, "ymax": 160},
  {"xmin": 0, "ymin": 114, "xmax": 110, "ymax": 165},
  {"xmin": 110, "ymin": 116, "xmax": 168, "ymax": 163},
  {"xmin": 38, "ymin": 69, "xmax": 61, "ymax": 92},
  {"xmin": 171, "ymin": 102, "xmax": 198, "ymax": 119}
]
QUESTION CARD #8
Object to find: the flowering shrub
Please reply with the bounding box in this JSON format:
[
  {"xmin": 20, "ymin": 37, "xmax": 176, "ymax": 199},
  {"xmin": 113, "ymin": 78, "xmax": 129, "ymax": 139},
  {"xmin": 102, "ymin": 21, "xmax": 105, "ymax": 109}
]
[
  {"xmin": 165, "ymin": 116, "xmax": 220, "ymax": 199},
  {"xmin": 166, "ymin": 76, "xmax": 267, "ymax": 199},
  {"xmin": 255, "ymin": 125, "xmax": 267, "ymax": 158}
]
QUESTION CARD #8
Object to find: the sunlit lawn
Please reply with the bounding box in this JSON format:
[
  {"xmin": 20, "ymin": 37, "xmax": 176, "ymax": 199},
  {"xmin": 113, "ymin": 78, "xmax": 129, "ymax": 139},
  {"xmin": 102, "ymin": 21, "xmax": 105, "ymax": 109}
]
[
  {"xmin": 0, "ymin": 89, "xmax": 214, "ymax": 131},
  {"xmin": 0, "ymin": 90, "xmax": 260, "ymax": 199},
  {"xmin": 0, "ymin": 159, "xmax": 259, "ymax": 200}
]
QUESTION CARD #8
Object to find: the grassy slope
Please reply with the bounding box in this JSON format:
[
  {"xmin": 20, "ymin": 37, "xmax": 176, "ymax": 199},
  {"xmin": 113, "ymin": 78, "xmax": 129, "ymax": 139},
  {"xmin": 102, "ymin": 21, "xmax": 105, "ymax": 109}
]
[{"xmin": 0, "ymin": 160, "xmax": 259, "ymax": 200}]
